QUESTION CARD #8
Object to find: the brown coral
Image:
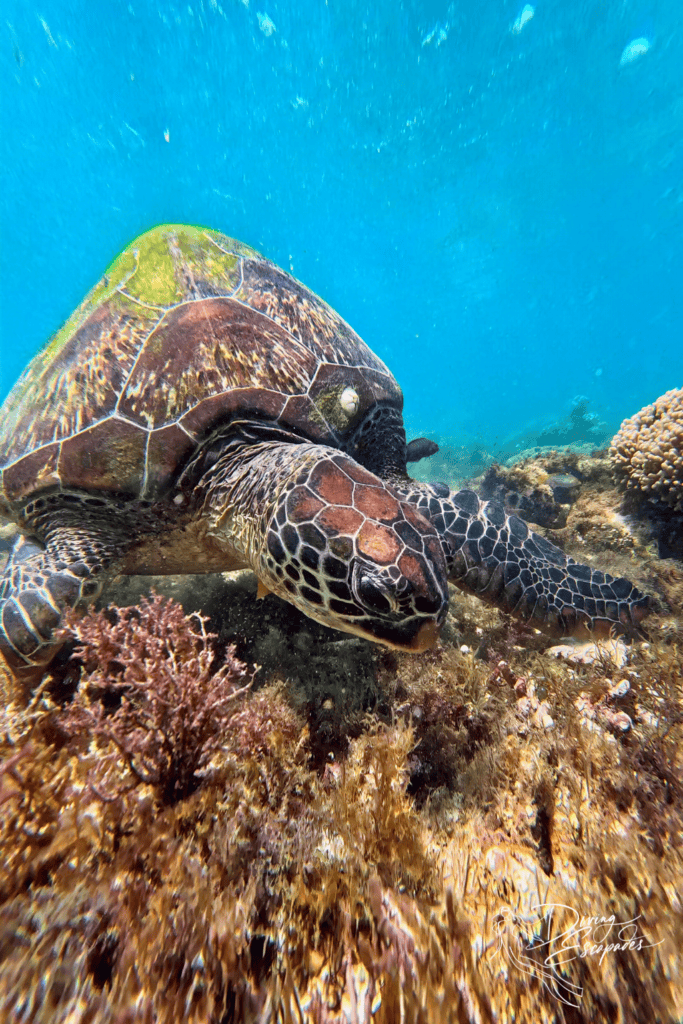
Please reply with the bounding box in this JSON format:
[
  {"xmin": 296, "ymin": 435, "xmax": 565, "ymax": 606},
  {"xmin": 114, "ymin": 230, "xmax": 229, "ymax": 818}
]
[{"xmin": 610, "ymin": 388, "xmax": 683, "ymax": 509}]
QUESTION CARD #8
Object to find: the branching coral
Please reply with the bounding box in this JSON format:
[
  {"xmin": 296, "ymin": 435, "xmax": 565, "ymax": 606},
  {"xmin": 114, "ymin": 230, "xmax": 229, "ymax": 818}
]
[{"xmin": 59, "ymin": 592, "xmax": 254, "ymax": 803}]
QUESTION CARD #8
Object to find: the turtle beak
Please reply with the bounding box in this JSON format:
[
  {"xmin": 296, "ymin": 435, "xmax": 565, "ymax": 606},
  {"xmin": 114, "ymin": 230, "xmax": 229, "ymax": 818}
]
[
  {"xmin": 362, "ymin": 612, "xmax": 444, "ymax": 652},
  {"xmin": 408, "ymin": 619, "xmax": 442, "ymax": 652}
]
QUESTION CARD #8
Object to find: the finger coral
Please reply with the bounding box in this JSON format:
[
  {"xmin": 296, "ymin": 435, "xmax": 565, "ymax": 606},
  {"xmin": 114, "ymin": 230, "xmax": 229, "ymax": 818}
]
[{"xmin": 610, "ymin": 388, "xmax": 683, "ymax": 509}]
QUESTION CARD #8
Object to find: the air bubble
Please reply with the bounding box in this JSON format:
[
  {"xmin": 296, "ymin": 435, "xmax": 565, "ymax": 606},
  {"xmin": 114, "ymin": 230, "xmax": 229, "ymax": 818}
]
[
  {"xmin": 511, "ymin": 5, "xmax": 534, "ymax": 34},
  {"xmin": 620, "ymin": 38, "xmax": 650, "ymax": 67}
]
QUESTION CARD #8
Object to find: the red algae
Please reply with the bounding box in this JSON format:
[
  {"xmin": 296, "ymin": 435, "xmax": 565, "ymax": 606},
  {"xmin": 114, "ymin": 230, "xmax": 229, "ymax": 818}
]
[{"xmin": 0, "ymin": 452, "xmax": 681, "ymax": 1023}]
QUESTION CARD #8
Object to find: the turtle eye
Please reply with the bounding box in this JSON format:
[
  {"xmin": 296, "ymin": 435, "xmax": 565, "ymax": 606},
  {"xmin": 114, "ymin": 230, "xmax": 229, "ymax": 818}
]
[{"xmin": 352, "ymin": 566, "xmax": 396, "ymax": 616}]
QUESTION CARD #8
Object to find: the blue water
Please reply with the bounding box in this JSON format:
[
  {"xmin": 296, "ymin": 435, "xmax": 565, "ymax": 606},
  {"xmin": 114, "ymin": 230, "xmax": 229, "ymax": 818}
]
[{"xmin": 2, "ymin": 1, "xmax": 682, "ymax": 453}]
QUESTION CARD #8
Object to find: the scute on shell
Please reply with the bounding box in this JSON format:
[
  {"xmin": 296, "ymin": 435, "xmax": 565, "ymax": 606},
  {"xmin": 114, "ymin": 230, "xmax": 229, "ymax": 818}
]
[{"xmin": 0, "ymin": 225, "xmax": 402, "ymax": 512}]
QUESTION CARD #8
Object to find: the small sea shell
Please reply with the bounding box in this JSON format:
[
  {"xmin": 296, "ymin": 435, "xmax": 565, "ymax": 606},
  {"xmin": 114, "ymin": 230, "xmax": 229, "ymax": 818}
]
[
  {"xmin": 340, "ymin": 386, "xmax": 359, "ymax": 415},
  {"xmin": 609, "ymin": 679, "xmax": 630, "ymax": 699}
]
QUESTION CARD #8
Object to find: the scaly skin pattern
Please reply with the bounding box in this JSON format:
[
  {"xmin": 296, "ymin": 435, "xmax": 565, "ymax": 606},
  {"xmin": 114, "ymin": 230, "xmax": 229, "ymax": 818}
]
[
  {"xmin": 198, "ymin": 438, "xmax": 448, "ymax": 651},
  {"xmin": 0, "ymin": 440, "xmax": 450, "ymax": 674},
  {"xmin": 395, "ymin": 481, "xmax": 651, "ymax": 638},
  {"xmin": 0, "ymin": 521, "xmax": 120, "ymax": 677},
  {"xmin": 0, "ymin": 225, "xmax": 652, "ymax": 678}
]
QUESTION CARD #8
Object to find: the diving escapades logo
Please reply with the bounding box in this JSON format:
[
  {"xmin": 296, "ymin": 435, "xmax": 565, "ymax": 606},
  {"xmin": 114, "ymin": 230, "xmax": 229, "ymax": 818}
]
[{"xmin": 494, "ymin": 903, "xmax": 663, "ymax": 1008}]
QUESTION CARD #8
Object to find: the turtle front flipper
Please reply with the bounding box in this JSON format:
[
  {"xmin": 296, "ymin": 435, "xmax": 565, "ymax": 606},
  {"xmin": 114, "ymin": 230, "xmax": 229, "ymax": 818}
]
[
  {"xmin": 201, "ymin": 439, "xmax": 449, "ymax": 651},
  {"xmin": 396, "ymin": 484, "xmax": 651, "ymax": 638},
  {"xmin": 0, "ymin": 524, "xmax": 116, "ymax": 680}
]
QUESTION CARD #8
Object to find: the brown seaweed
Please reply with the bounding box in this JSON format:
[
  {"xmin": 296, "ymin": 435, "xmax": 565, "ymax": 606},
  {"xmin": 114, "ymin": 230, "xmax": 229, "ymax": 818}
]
[{"xmin": 0, "ymin": 453, "xmax": 682, "ymax": 1023}]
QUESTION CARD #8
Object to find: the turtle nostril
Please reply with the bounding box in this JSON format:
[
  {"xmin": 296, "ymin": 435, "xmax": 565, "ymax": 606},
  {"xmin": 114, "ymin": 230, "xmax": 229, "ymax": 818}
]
[{"xmin": 414, "ymin": 593, "xmax": 442, "ymax": 614}]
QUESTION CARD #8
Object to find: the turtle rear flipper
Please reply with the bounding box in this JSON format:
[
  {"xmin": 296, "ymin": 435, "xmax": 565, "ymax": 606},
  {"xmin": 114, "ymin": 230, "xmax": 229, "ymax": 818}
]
[{"xmin": 0, "ymin": 525, "xmax": 116, "ymax": 679}]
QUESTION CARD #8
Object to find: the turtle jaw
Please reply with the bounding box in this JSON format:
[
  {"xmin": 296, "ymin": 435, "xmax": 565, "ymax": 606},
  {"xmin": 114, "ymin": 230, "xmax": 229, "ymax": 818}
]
[
  {"xmin": 271, "ymin": 593, "xmax": 446, "ymax": 652},
  {"xmin": 409, "ymin": 619, "xmax": 442, "ymax": 652},
  {"xmin": 349, "ymin": 614, "xmax": 444, "ymax": 652},
  {"xmin": 252, "ymin": 447, "xmax": 450, "ymax": 650}
]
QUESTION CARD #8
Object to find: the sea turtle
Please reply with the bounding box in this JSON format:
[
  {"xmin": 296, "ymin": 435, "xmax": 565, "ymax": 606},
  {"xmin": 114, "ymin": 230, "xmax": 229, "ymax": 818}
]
[{"xmin": 0, "ymin": 225, "xmax": 650, "ymax": 679}]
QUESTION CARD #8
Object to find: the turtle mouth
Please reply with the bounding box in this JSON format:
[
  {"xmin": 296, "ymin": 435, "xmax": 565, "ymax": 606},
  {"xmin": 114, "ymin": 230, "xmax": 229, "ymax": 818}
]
[
  {"xmin": 349, "ymin": 613, "xmax": 444, "ymax": 652},
  {"xmin": 288, "ymin": 590, "xmax": 445, "ymax": 651},
  {"xmin": 408, "ymin": 619, "xmax": 442, "ymax": 651},
  {"xmin": 347, "ymin": 565, "xmax": 445, "ymax": 650}
]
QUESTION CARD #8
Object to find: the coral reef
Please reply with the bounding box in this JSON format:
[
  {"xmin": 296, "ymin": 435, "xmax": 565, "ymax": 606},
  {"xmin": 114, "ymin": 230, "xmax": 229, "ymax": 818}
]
[
  {"xmin": 410, "ymin": 396, "xmax": 614, "ymax": 490},
  {"xmin": 478, "ymin": 456, "xmax": 584, "ymax": 529},
  {"xmin": 1, "ymin": 450, "xmax": 682, "ymax": 1023},
  {"xmin": 504, "ymin": 394, "xmax": 614, "ymax": 456},
  {"xmin": 610, "ymin": 387, "xmax": 683, "ymax": 510}
]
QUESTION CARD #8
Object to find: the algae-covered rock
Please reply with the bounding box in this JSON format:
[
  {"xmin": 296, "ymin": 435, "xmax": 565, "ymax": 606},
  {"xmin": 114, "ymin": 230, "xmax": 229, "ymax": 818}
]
[{"xmin": 0, "ymin": 449, "xmax": 681, "ymax": 1023}]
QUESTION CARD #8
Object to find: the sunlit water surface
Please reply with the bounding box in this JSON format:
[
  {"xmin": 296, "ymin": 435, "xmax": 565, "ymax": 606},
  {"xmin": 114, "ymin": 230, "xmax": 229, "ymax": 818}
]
[{"xmin": 2, "ymin": 1, "xmax": 682, "ymax": 463}]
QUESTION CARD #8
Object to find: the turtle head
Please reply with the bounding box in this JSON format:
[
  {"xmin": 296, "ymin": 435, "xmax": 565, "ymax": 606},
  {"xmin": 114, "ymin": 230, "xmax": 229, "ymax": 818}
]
[{"xmin": 258, "ymin": 450, "xmax": 448, "ymax": 650}]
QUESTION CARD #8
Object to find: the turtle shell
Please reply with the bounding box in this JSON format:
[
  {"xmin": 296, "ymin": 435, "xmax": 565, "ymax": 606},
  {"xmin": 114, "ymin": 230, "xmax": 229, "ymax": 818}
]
[{"xmin": 0, "ymin": 225, "xmax": 402, "ymax": 511}]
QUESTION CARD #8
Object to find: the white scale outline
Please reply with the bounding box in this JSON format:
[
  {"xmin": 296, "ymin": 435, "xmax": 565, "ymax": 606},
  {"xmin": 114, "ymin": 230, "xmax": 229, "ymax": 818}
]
[{"xmin": 3, "ymin": 231, "xmax": 395, "ymax": 501}]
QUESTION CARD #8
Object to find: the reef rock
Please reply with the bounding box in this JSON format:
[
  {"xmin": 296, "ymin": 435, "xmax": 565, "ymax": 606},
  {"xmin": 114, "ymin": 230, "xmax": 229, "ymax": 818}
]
[{"xmin": 1, "ymin": 448, "xmax": 682, "ymax": 1023}]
